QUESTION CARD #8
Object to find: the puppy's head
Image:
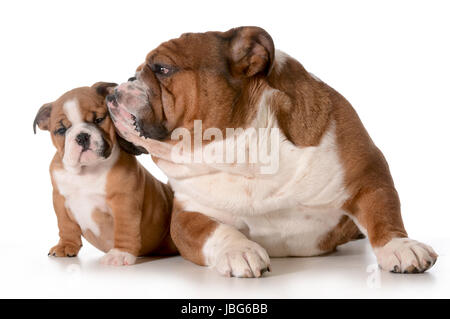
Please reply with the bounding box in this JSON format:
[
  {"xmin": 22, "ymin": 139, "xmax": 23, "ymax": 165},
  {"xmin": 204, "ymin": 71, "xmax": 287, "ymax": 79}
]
[
  {"xmin": 106, "ymin": 26, "xmax": 275, "ymax": 142},
  {"xmin": 34, "ymin": 82, "xmax": 146, "ymax": 170}
]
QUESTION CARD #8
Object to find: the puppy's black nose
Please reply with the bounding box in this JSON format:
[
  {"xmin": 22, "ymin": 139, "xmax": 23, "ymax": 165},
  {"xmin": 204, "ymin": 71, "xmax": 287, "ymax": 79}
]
[
  {"xmin": 76, "ymin": 133, "xmax": 90, "ymax": 151},
  {"xmin": 128, "ymin": 76, "xmax": 137, "ymax": 82}
]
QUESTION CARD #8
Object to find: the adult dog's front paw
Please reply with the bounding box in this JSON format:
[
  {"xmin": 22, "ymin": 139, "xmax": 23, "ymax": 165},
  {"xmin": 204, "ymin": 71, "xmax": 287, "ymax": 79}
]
[
  {"xmin": 214, "ymin": 240, "xmax": 271, "ymax": 278},
  {"xmin": 374, "ymin": 238, "xmax": 438, "ymax": 273},
  {"xmin": 101, "ymin": 248, "xmax": 137, "ymax": 266},
  {"xmin": 48, "ymin": 243, "xmax": 80, "ymax": 257}
]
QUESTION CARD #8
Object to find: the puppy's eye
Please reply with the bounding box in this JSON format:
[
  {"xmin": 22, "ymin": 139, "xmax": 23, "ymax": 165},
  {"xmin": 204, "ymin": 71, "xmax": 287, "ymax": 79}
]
[
  {"xmin": 94, "ymin": 117, "xmax": 105, "ymax": 125},
  {"xmin": 152, "ymin": 64, "xmax": 172, "ymax": 76},
  {"xmin": 55, "ymin": 127, "xmax": 67, "ymax": 135}
]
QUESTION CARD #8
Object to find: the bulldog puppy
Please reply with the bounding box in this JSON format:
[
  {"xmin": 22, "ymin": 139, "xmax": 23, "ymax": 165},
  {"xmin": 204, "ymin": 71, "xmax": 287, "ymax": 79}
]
[
  {"xmin": 107, "ymin": 27, "xmax": 437, "ymax": 276},
  {"xmin": 34, "ymin": 82, "xmax": 176, "ymax": 265}
]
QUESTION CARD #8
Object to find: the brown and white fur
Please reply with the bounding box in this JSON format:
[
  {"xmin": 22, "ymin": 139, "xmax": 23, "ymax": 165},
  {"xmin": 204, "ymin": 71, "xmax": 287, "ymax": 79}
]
[
  {"xmin": 34, "ymin": 83, "xmax": 176, "ymax": 265},
  {"xmin": 106, "ymin": 27, "xmax": 437, "ymax": 276}
]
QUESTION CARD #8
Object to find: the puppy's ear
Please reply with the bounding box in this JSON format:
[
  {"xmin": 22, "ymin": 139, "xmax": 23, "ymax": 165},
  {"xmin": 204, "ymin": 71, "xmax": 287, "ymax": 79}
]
[
  {"xmin": 136, "ymin": 63, "xmax": 145, "ymax": 72},
  {"xmin": 116, "ymin": 134, "xmax": 148, "ymax": 156},
  {"xmin": 228, "ymin": 26, "xmax": 275, "ymax": 78},
  {"xmin": 33, "ymin": 103, "xmax": 52, "ymax": 134},
  {"xmin": 92, "ymin": 82, "xmax": 118, "ymax": 98}
]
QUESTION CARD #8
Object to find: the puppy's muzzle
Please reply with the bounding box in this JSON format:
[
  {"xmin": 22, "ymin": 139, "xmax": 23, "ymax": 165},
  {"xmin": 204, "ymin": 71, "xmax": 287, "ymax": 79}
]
[{"xmin": 76, "ymin": 132, "xmax": 90, "ymax": 152}]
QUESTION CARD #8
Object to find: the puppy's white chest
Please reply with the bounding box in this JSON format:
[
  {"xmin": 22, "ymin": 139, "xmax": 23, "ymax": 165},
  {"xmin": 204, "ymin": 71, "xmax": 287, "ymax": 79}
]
[{"xmin": 53, "ymin": 166, "xmax": 111, "ymax": 236}]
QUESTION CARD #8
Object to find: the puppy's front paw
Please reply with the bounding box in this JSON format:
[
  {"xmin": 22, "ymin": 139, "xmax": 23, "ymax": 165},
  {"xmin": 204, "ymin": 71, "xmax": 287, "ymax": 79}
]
[
  {"xmin": 374, "ymin": 238, "xmax": 438, "ymax": 273},
  {"xmin": 48, "ymin": 243, "xmax": 80, "ymax": 257},
  {"xmin": 214, "ymin": 240, "xmax": 271, "ymax": 278},
  {"xmin": 101, "ymin": 248, "xmax": 137, "ymax": 266}
]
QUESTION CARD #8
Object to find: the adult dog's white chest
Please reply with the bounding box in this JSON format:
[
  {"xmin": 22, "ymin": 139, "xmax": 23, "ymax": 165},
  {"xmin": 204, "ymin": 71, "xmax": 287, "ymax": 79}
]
[
  {"xmin": 158, "ymin": 89, "xmax": 350, "ymax": 256},
  {"xmin": 52, "ymin": 148, "xmax": 119, "ymax": 236}
]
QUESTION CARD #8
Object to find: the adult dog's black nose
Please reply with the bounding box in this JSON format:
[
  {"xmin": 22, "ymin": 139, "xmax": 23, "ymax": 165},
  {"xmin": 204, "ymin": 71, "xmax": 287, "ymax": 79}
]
[
  {"xmin": 106, "ymin": 93, "xmax": 116, "ymax": 103},
  {"xmin": 76, "ymin": 133, "xmax": 90, "ymax": 151},
  {"xmin": 106, "ymin": 93, "xmax": 118, "ymax": 107}
]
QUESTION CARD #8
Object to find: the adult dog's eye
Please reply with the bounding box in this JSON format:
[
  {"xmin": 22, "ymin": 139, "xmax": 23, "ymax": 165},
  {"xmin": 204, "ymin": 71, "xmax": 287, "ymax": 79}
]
[
  {"xmin": 55, "ymin": 127, "xmax": 67, "ymax": 135},
  {"xmin": 152, "ymin": 64, "xmax": 172, "ymax": 76}
]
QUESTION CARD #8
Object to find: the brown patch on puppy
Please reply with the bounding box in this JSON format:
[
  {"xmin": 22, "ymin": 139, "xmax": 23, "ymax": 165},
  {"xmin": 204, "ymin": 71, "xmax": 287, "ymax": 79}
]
[
  {"xmin": 106, "ymin": 150, "xmax": 175, "ymax": 256},
  {"xmin": 84, "ymin": 210, "xmax": 114, "ymax": 253}
]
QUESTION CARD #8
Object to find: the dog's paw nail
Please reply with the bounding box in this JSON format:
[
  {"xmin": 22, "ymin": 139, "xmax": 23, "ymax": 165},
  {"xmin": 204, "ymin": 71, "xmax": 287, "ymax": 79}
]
[
  {"xmin": 214, "ymin": 240, "xmax": 270, "ymax": 278},
  {"xmin": 376, "ymin": 238, "xmax": 437, "ymax": 273}
]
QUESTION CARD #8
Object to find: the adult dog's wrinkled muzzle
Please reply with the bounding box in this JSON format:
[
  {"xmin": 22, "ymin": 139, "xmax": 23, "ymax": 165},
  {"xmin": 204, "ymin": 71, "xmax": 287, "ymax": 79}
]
[{"xmin": 106, "ymin": 80, "xmax": 169, "ymax": 142}]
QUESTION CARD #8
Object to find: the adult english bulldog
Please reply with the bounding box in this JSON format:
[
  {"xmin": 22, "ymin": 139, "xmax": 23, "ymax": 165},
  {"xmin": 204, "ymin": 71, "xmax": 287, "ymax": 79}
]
[{"xmin": 107, "ymin": 26, "xmax": 437, "ymax": 277}]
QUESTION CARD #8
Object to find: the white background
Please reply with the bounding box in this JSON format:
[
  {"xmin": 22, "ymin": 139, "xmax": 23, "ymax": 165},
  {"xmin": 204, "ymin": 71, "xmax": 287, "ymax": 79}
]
[{"xmin": 0, "ymin": 0, "xmax": 449, "ymax": 298}]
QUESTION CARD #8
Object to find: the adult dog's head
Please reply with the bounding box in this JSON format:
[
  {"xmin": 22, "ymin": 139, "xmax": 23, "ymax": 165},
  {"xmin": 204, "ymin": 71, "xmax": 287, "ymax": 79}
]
[{"xmin": 106, "ymin": 26, "xmax": 275, "ymax": 145}]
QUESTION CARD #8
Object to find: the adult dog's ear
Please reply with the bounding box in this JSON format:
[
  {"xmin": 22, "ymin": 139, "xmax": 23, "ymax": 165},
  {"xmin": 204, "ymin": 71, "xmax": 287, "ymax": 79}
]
[
  {"xmin": 228, "ymin": 26, "xmax": 275, "ymax": 78},
  {"xmin": 33, "ymin": 103, "xmax": 52, "ymax": 134},
  {"xmin": 92, "ymin": 82, "xmax": 118, "ymax": 97},
  {"xmin": 116, "ymin": 134, "xmax": 148, "ymax": 156}
]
